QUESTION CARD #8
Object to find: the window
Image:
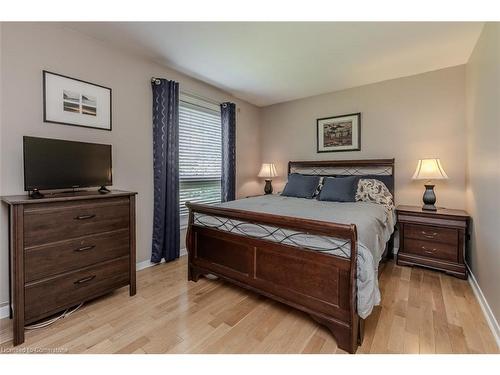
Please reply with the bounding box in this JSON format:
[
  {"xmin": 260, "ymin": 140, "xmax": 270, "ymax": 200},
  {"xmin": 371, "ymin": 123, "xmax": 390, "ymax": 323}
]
[{"xmin": 179, "ymin": 93, "xmax": 222, "ymax": 218}]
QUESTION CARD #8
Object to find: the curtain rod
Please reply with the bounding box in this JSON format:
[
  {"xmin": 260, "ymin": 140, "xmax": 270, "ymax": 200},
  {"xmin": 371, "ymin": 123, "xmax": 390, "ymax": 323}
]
[
  {"xmin": 151, "ymin": 77, "xmax": 228, "ymax": 107},
  {"xmin": 181, "ymin": 90, "xmax": 222, "ymax": 107}
]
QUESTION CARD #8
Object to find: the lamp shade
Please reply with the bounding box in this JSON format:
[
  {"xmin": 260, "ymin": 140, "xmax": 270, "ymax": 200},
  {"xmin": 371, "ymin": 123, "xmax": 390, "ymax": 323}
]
[
  {"xmin": 412, "ymin": 158, "xmax": 448, "ymax": 180},
  {"xmin": 258, "ymin": 163, "xmax": 278, "ymax": 178}
]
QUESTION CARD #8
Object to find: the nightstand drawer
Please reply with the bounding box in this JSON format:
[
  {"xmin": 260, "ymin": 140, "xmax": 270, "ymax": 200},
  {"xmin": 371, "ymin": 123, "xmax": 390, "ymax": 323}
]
[
  {"xmin": 404, "ymin": 238, "xmax": 457, "ymax": 262},
  {"xmin": 405, "ymin": 224, "xmax": 457, "ymax": 245}
]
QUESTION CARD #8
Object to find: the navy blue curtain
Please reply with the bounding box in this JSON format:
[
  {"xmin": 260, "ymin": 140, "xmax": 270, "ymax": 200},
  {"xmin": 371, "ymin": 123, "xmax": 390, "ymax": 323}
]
[
  {"xmin": 221, "ymin": 102, "xmax": 236, "ymax": 202},
  {"xmin": 151, "ymin": 78, "xmax": 180, "ymax": 263}
]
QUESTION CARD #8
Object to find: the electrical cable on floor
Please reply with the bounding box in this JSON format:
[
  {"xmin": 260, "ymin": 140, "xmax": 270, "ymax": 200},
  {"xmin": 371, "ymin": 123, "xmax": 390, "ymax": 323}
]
[{"xmin": 24, "ymin": 303, "xmax": 84, "ymax": 330}]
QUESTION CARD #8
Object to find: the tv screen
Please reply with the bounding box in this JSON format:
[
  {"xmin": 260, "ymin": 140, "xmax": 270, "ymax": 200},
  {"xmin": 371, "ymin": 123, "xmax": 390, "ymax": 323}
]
[{"xmin": 23, "ymin": 136, "xmax": 112, "ymax": 191}]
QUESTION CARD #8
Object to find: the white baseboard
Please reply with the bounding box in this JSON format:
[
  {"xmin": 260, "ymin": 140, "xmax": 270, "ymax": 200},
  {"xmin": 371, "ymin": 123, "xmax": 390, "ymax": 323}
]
[
  {"xmin": 136, "ymin": 248, "xmax": 187, "ymax": 271},
  {"xmin": 0, "ymin": 248, "xmax": 188, "ymax": 319},
  {"xmin": 466, "ymin": 264, "xmax": 500, "ymax": 350}
]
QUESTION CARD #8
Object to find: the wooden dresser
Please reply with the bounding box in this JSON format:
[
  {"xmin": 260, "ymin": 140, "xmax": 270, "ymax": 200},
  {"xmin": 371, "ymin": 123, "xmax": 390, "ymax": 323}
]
[
  {"xmin": 396, "ymin": 205, "xmax": 469, "ymax": 279},
  {"xmin": 1, "ymin": 190, "xmax": 137, "ymax": 346}
]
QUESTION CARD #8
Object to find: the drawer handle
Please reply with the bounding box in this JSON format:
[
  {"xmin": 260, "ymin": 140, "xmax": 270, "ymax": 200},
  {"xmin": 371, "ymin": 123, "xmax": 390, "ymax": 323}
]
[
  {"xmin": 421, "ymin": 231, "xmax": 438, "ymax": 239},
  {"xmin": 74, "ymin": 275, "xmax": 96, "ymax": 284},
  {"xmin": 421, "ymin": 246, "xmax": 437, "ymax": 254},
  {"xmin": 75, "ymin": 214, "xmax": 96, "ymax": 220},
  {"xmin": 74, "ymin": 245, "xmax": 96, "ymax": 252}
]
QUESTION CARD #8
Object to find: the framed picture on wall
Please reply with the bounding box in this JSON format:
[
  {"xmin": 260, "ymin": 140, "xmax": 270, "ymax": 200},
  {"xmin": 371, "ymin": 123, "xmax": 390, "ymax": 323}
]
[
  {"xmin": 316, "ymin": 112, "xmax": 361, "ymax": 153},
  {"xmin": 43, "ymin": 70, "xmax": 112, "ymax": 131}
]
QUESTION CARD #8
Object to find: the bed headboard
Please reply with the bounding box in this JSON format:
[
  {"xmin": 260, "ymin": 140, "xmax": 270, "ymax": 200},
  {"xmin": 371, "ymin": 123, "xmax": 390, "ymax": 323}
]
[{"xmin": 288, "ymin": 159, "xmax": 395, "ymax": 198}]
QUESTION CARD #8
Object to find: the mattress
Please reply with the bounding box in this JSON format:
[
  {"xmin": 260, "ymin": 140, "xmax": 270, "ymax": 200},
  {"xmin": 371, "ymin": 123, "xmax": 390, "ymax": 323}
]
[{"xmin": 192, "ymin": 194, "xmax": 396, "ymax": 318}]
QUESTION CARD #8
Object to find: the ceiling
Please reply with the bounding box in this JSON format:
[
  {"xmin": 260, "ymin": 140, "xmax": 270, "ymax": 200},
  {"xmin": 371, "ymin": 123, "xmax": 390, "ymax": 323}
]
[{"xmin": 65, "ymin": 22, "xmax": 483, "ymax": 107}]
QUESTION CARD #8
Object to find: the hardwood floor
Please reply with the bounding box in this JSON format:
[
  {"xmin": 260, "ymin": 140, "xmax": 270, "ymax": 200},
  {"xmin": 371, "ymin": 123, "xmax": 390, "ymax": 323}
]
[{"xmin": 0, "ymin": 256, "xmax": 498, "ymax": 354}]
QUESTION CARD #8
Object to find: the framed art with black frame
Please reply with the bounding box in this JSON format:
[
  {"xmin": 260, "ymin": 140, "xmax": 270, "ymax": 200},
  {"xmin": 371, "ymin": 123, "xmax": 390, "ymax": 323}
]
[
  {"xmin": 43, "ymin": 70, "xmax": 112, "ymax": 131},
  {"xmin": 316, "ymin": 112, "xmax": 361, "ymax": 153}
]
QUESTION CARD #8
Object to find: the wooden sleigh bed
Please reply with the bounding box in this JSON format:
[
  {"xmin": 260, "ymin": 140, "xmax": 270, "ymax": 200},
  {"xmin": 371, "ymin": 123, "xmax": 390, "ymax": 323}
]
[{"xmin": 185, "ymin": 159, "xmax": 395, "ymax": 353}]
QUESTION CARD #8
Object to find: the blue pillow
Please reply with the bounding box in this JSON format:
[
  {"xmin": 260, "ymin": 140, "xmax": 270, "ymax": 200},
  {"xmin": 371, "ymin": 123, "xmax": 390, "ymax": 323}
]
[
  {"xmin": 317, "ymin": 176, "xmax": 357, "ymax": 202},
  {"xmin": 281, "ymin": 174, "xmax": 321, "ymax": 199}
]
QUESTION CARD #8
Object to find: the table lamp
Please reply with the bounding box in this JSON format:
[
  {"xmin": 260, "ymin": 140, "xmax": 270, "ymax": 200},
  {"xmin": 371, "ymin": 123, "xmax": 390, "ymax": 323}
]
[
  {"xmin": 412, "ymin": 158, "xmax": 448, "ymax": 211},
  {"xmin": 258, "ymin": 163, "xmax": 278, "ymax": 194}
]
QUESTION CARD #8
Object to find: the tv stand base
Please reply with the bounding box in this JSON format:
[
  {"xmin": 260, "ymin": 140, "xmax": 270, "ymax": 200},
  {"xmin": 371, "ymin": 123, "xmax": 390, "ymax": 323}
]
[
  {"xmin": 29, "ymin": 189, "xmax": 45, "ymax": 199},
  {"xmin": 98, "ymin": 186, "xmax": 111, "ymax": 194}
]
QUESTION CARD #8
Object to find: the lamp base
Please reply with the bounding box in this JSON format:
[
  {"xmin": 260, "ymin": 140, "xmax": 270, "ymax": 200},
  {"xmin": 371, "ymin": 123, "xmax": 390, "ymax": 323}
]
[
  {"xmin": 422, "ymin": 204, "xmax": 437, "ymax": 211},
  {"xmin": 422, "ymin": 184, "xmax": 437, "ymax": 211},
  {"xmin": 264, "ymin": 179, "xmax": 273, "ymax": 195}
]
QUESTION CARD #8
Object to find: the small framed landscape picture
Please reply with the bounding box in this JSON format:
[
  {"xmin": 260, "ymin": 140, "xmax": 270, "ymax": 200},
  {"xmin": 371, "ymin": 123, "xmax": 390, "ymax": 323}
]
[
  {"xmin": 316, "ymin": 112, "xmax": 361, "ymax": 153},
  {"xmin": 43, "ymin": 71, "xmax": 112, "ymax": 131}
]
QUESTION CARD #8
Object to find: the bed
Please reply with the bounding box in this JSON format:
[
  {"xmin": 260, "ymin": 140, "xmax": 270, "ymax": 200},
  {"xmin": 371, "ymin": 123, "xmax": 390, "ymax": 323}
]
[{"xmin": 185, "ymin": 159, "xmax": 395, "ymax": 353}]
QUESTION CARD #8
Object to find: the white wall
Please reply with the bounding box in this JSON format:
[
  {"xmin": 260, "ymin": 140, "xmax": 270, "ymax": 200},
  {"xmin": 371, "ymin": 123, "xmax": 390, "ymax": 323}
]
[
  {"xmin": 0, "ymin": 23, "xmax": 261, "ymax": 308},
  {"xmin": 260, "ymin": 66, "xmax": 467, "ymax": 209},
  {"xmin": 465, "ymin": 22, "xmax": 500, "ymax": 323}
]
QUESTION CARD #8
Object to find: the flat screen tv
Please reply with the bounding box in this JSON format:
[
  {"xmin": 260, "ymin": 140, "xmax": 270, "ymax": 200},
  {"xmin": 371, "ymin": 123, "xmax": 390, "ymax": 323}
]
[{"xmin": 23, "ymin": 136, "xmax": 112, "ymax": 195}]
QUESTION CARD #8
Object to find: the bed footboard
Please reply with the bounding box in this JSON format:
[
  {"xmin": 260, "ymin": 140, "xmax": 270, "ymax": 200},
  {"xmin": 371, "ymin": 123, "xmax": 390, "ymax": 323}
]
[{"xmin": 185, "ymin": 202, "xmax": 360, "ymax": 353}]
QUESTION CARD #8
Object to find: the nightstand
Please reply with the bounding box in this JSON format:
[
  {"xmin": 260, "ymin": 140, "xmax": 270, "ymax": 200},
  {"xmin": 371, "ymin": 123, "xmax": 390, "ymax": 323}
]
[{"xmin": 396, "ymin": 205, "xmax": 469, "ymax": 279}]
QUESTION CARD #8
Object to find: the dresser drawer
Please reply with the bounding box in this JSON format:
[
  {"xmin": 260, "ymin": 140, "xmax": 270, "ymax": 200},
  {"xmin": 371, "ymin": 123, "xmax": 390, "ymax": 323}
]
[
  {"xmin": 24, "ymin": 198, "xmax": 130, "ymax": 247},
  {"xmin": 25, "ymin": 229, "xmax": 130, "ymax": 282},
  {"xmin": 403, "ymin": 238, "xmax": 457, "ymax": 262},
  {"xmin": 404, "ymin": 224, "xmax": 457, "ymax": 245},
  {"xmin": 24, "ymin": 257, "xmax": 129, "ymax": 323}
]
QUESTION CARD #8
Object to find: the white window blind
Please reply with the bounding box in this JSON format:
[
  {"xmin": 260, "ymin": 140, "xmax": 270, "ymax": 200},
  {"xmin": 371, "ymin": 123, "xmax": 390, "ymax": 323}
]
[{"xmin": 179, "ymin": 94, "xmax": 222, "ymax": 217}]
